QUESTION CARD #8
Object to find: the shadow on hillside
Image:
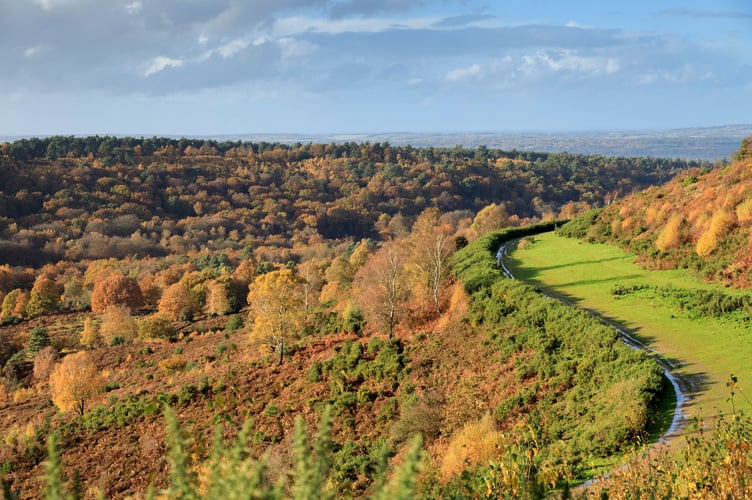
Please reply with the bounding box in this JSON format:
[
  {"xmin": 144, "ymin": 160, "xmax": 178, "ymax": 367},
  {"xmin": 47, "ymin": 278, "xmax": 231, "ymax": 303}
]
[{"xmin": 525, "ymin": 255, "xmax": 628, "ymax": 273}]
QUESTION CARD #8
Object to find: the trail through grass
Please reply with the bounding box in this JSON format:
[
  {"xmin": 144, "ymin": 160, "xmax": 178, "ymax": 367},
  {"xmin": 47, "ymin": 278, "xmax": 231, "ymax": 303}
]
[{"xmin": 507, "ymin": 232, "xmax": 752, "ymax": 421}]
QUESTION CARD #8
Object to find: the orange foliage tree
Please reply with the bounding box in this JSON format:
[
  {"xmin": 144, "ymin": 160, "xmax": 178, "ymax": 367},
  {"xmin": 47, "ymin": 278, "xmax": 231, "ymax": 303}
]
[
  {"xmin": 353, "ymin": 243, "xmax": 407, "ymax": 338},
  {"xmin": 90, "ymin": 272, "xmax": 143, "ymax": 314},
  {"xmin": 49, "ymin": 351, "xmax": 104, "ymax": 415},
  {"xmin": 158, "ymin": 282, "xmax": 196, "ymax": 321}
]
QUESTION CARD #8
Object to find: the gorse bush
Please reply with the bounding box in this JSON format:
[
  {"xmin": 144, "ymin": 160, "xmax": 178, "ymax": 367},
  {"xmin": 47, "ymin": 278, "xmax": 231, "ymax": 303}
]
[{"xmin": 448, "ymin": 226, "xmax": 665, "ymax": 489}]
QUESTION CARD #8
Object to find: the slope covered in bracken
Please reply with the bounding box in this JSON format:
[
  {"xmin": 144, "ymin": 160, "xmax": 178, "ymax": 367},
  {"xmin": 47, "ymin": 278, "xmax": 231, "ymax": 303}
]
[{"xmin": 566, "ymin": 137, "xmax": 752, "ymax": 288}]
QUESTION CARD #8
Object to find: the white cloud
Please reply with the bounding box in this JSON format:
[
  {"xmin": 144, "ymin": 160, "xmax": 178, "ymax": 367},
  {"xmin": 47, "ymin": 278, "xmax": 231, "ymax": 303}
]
[
  {"xmin": 445, "ymin": 63, "xmax": 482, "ymax": 82},
  {"xmin": 124, "ymin": 1, "xmax": 142, "ymax": 15},
  {"xmin": 144, "ymin": 56, "xmax": 183, "ymax": 76},
  {"xmin": 523, "ymin": 50, "xmax": 621, "ymax": 76},
  {"xmin": 24, "ymin": 45, "xmax": 47, "ymax": 57},
  {"xmin": 216, "ymin": 38, "xmax": 250, "ymax": 58},
  {"xmin": 278, "ymin": 37, "xmax": 317, "ymax": 59},
  {"xmin": 272, "ymin": 15, "xmax": 437, "ymax": 37},
  {"xmin": 32, "ymin": 0, "xmax": 75, "ymax": 10},
  {"xmin": 198, "ymin": 35, "xmax": 209, "ymax": 45}
]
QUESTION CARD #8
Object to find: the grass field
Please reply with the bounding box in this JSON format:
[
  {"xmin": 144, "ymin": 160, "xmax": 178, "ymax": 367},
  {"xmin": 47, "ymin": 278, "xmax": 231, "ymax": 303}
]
[{"xmin": 506, "ymin": 231, "xmax": 752, "ymax": 422}]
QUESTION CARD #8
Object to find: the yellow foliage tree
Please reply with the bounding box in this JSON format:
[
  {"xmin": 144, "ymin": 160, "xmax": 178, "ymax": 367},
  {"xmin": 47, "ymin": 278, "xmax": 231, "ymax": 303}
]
[
  {"xmin": 470, "ymin": 203, "xmax": 508, "ymax": 239},
  {"xmin": 654, "ymin": 215, "xmax": 684, "ymax": 252},
  {"xmin": 99, "ymin": 305, "xmax": 137, "ymax": 344},
  {"xmin": 26, "ymin": 276, "xmax": 62, "ymax": 318},
  {"xmin": 247, "ymin": 269, "xmax": 306, "ymax": 365},
  {"xmin": 49, "ymin": 351, "xmax": 104, "ymax": 415},
  {"xmin": 205, "ymin": 273, "xmax": 233, "ymax": 317},
  {"xmin": 736, "ymin": 198, "xmax": 752, "ymax": 225},
  {"xmin": 79, "ymin": 316, "xmax": 99, "ymax": 348}
]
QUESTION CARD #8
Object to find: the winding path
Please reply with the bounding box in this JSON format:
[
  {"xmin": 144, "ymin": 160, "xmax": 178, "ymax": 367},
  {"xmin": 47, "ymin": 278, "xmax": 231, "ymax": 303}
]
[{"xmin": 496, "ymin": 237, "xmax": 692, "ymax": 481}]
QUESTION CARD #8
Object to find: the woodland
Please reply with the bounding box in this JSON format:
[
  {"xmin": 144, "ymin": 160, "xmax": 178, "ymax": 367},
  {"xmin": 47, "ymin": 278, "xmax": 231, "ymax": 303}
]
[{"xmin": 0, "ymin": 136, "xmax": 748, "ymax": 498}]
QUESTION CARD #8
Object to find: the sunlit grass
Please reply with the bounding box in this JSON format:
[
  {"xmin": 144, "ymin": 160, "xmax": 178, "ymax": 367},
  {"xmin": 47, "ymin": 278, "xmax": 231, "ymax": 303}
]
[{"xmin": 507, "ymin": 231, "xmax": 752, "ymax": 420}]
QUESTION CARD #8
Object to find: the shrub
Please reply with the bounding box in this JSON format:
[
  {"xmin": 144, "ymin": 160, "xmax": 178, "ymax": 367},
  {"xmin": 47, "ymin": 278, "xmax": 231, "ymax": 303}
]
[
  {"xmin": 138, "ymin": 315, "xmax": 178, "ymax": 341},
  {"xmin": 158, "ymin": 355, "xmax": 188, "ymax": 373},
  {"xmin": 224, "ymin": 315, "xmax": 243, "ymax": 332}
]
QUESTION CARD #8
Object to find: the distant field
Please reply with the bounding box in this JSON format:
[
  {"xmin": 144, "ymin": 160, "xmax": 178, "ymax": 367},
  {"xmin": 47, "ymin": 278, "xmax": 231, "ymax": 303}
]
[{"xmin": 506, "ymin": 232, "xmax": 752, "ymax": 420}]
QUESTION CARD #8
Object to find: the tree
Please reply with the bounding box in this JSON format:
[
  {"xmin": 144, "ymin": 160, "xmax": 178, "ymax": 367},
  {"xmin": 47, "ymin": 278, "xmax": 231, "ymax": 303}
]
[
  {"xmin": 138, "ymin": 315, "xmax": 177, "ymax": 341},
  {"xmin": 91, "ymin": 272, "xmax": 143, "ymax": 314},
  {"xmin": 410, "ymin": 224, "xmax": 454, "ymax": 314},
  {"xmin": 49, "ymin": 351, "xmax": 104, "ymax": 415},
  {"xmin": 26, "ymin": 277, "xmax": 62, "ymax": 318},
  {"xmin": 33, "ymin": 346, "xmax": 58, "ymax": 384},
  {"xmin": 247, "ymin": 269, "xmax": 306, "ymax": 365},
  {"xmin": 1, "ymin": 289, "xmax": 22, "ymax": 320},
  {"xmin": 27, "ymin": 326, "xmax": 51, "ymax": 356},
  {"xmin": 99, "ymin": 305, "xmax": 137, "ymax": 344},
  {"xmin": 470, "ymin": 202, "xmax": 508, "ymax": 238},
  {"xmin": 79, "ymin": 316, "xmax": 99, "ymax": 348},
  {"xmin": 158, "ymin": 282, "xmax": 196, "ymax": 321},
  {"xmin": 354, "ymin": 244, "xmax": 407, "ymax": 338},
  {"xmin": 205, "ymin": 272, "xmax": 234, "ymax": 316}
]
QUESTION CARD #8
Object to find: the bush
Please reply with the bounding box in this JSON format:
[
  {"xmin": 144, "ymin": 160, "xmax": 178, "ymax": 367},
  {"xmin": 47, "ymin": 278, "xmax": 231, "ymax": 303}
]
[
  {"xmin": 224, "ymin": 315, "xmax": 243, "ymax": 332},
  {"xmin": 138, "ymin": 315, "xmax": 178, "ymax": 341}
]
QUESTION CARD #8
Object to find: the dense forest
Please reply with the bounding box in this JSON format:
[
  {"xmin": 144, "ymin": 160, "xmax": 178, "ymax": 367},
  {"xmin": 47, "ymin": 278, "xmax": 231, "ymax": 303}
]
[{"xmin": 0, "ymin": 136, "xmax": 731, "ymax": 498}]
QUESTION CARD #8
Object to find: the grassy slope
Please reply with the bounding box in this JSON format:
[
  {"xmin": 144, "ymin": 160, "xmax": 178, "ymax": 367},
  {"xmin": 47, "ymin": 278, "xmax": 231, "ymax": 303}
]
[{"xmin": 507, "ymin": 231, "xmax": 751, "ymax": 419}]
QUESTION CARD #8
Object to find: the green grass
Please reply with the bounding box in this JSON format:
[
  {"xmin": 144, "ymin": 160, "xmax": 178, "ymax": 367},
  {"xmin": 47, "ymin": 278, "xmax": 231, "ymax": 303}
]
[{"xmin": 507, "ymin": 232, "xmax": 752, "ymax": 421}]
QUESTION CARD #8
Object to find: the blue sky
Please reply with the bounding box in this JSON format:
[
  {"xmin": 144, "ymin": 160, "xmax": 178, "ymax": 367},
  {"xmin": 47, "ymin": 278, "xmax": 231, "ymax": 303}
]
[{"xmin": 1, "ymin": 0, "xmax": 750, "ymax": 135}]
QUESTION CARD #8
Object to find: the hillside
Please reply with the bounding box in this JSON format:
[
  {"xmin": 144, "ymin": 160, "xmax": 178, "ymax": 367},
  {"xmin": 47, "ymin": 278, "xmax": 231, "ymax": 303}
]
[
  {"xmin": 0, "ymin": 138, "xmax": 713, "ymax": 497},
  {"xmin": 559, "ymin": 137, "xmax": 752, "ymax": 288}
]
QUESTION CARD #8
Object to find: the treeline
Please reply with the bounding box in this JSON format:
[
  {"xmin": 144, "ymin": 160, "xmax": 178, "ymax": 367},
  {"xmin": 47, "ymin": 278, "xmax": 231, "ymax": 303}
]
[{"xmin": 0, "ymin": 136, "xmax": 705, "ymax": 267}]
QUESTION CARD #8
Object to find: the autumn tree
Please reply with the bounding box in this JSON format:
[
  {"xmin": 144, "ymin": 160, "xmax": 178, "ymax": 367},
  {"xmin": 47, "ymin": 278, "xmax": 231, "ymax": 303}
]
[
  {"xmin": 247, "ymin": 269, "xmax": 306, "ymax": 365},
  {"xmin": 49, "ymin": 351, "xmax": 104, "ymax": 415},
  {"xmin": 33, "ymin": 345, "xmax": 58, "ymax": 384},
  {"xmin": 91, "ymin": 272, "xmax": 144, "ymax": 314},
  {"xmin": 138, "ymin": 315, "xmax": 177, "ymax": 341},
  {"xmin": 409, "ymin": 218, "xmax": 455, "ymax": 314},
  {"xmin": 158, "ymin": 282, "xmax": 196, "ymax": 321},
  {"xmin": 655, "ymin": 215, "xmax": 684, "ymax": 252},
  {"xmin": 1, "ymin": 289, "xmax": 22, "ymax": 320},
  {"xmin": 99, "ymin": 305, "xmax": 137, "ymax": 344},
  {"xmin": 26, "ymin": 277, "xmax": 62, "ymax": 318},
  {"xmin": 80, "ymin": 316, "xmax": 99, "ymax": 348},
  {"xmin": 470, "ymin": 202, "xmax": 508, "ymax": 239},
  {"xmin": 353, "ymin": 243, "xmax": 407, "ymax": 338},
  {"xmin": 205, "ymin": 271, "xmax": 234, "ymax": 316},
  {"xmin": 297, "ymin": 259, "xmax": 324, "ymax": 317},
  {"xmin": 61, "ymin": 274, "xmax": 88, "ymax": 310}
]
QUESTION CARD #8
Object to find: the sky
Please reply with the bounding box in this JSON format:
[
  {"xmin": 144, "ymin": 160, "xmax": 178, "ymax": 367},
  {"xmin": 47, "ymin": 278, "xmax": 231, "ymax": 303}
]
[{"xmin": 1, "ymin": 0, "xmax": 750, "ymax": 136}]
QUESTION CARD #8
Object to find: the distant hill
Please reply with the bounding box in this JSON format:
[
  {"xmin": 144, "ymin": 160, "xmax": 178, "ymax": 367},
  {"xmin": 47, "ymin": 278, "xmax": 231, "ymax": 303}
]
[
  {"xmin": 4, "ymin": 124, "xmax": 751, "ymax": 161},
  {"xmin": 562, "ymin": 136, "xmax": 752, "ymax": 288}
]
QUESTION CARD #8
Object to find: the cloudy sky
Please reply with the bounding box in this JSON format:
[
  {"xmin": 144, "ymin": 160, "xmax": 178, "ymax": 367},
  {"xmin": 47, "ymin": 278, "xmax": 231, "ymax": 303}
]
[{"xmin": 1, "ymin": 0, "xmax": 750, "ymax": 135}]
